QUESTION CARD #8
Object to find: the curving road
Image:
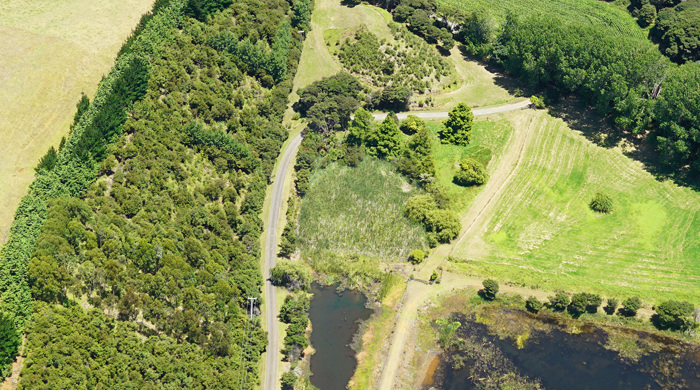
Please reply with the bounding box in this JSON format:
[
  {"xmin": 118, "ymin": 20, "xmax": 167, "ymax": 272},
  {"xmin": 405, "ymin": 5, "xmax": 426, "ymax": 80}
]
[
  {"xmin": 262, "ymin": 132, "xmax": 303, "ymax": 390},
  {"xmin": 371, "ymin": 99, "xmax": 531, "ymax": 121}
]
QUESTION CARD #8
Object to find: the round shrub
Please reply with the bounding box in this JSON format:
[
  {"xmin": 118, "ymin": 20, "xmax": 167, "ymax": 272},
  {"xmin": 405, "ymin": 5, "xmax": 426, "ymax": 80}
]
[
  {"xmin": 453, "ymin": 158, "xmax": 487, "ymax": 187},
  {"xmin": 548, "ymin": 293, "xmax": 570, "ymax": 312},
  {"xmin": 590, "ymin": 192, "xmax": 613, "ymax": 213},
  {"xmin": 526, "ymin": 296, "xmax": 543, "ymax": 313},
  {"xmin": 408, "ymin": 249, "xmax": 425, "ymax": 264},
  {"xmin": 619, "ymin": 296, "xmax": 641, "ymax": 317},
  {"xmin": 530, "ymin": 95, "xmax": 546, "ymax": 109}
]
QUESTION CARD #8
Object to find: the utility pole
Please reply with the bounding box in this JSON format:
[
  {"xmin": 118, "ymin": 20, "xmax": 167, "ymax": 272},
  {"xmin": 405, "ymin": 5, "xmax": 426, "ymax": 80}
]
[{"xmin": 247, "ymin": 297, "xmax": 257, "ymax": 319}]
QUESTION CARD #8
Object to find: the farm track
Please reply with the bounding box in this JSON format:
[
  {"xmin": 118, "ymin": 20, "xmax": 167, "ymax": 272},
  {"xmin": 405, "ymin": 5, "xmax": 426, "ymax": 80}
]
[{"xmin": 376, "ymin": 110, "xmax": 537, "ymax": 390}]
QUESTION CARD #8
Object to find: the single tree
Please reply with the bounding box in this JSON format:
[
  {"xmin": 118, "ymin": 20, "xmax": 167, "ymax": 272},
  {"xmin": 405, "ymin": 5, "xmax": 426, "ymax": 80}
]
[
  {"xmin": 604, "ymin": 298, "xmax": 619, "ymax": 315},
  {"xmin": 481, "ymin": 279, "xmax": 499, "ymax": 300},
  {"xmin": 651, "ymin": 300, "xmax": 697, "ymax": 332},
  {"xmin": 281, "ymin": 371, "xmax": 298, "ymax": 390},
  {"xmin": 439, "ymin": 103, "xmax": 474, "ymax": 146},
  {"xmin": 400, "ymin": 115, "xmax": 426, "ymax": 135},
  {"xmin": 365, "ymin": 115, "xmax": 402, "ymax": 158},
  {"xmin": 526, "ymin": 296, "xmax": 543, "ymax": 313},
  {"xmin": 453, "ymin": 158, "xmax": 488, "ymax": 186},
  {"xmin": 590, "ymin": 192, "xmax": 614, "ymax": 213},
  {"xmin": 638, "ymin": 4, "xmax": 657, "ymax": 27},
  {"xmin": 548, "ymin": 293, "xmax": 570, "ymax": 312},
  {"xmin": 408, "ymin": 249, "xmax": 425, "ymax": 264},
  {"xmin": 619, "ymin": 297, "xmax": 642, "ymax": 317}
]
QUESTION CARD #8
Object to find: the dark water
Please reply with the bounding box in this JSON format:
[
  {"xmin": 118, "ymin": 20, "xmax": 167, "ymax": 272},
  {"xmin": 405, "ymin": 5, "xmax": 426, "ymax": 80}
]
[
  {"xmin": 308, "ymin": 283, "xmax": 372, "ymax": 390},
  {"xmin": 438, "ymin": 315, "xmax": 700, "ymax": 390}
]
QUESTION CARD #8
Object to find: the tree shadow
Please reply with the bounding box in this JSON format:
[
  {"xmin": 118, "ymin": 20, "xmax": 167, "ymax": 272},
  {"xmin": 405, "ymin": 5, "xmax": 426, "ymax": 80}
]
[
  {"xmin": 547, "ymin": 98, "xmax": 700, "ymax": 191},
  {"xmin": 457, "ymin": 44, "xmax": 536, "ymax": 98},
  {"xmin": 453, "ymin": 44, "xmax": 700, "ymax": 191},
  {"xmin": 340, "ymin": 0, "xmax": 360, "ymax": 8}
]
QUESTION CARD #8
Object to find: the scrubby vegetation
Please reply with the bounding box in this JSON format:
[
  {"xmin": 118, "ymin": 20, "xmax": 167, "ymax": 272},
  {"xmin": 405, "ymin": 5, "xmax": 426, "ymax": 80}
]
[
  {"xmin": 279, "ymin": 293, "xmax": 311, "ymax": 362},
  {"xmin": 0, "ymin": 0, "xmax": 303, "ymax": 386},
  {"xmin": 299, "ymin": 159, "xmax": 427, "ymax": 263},
  {"xmin": 332, "ymin": 24, "xmax": 453, "ymax": 108},
  {"xmin": 453, "ymin": 157, "xmax": 487, "ymax": 187}
]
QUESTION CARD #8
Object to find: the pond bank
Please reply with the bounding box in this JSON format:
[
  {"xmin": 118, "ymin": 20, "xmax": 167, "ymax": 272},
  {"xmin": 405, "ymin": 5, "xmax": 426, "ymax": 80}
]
[{"xmin": 308, "ymin": 283, "xmax": 373, "ymax": 390}]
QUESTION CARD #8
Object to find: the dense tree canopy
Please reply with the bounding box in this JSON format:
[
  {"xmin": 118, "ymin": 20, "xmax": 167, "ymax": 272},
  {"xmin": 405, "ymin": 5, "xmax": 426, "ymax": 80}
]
[
  {"xmin": 2, "ymin": 0, "xmax": 302, "ymax": 386},
  {"xmin": 293, "ymin": 72, "xmax": 363, "ymax": 134}
]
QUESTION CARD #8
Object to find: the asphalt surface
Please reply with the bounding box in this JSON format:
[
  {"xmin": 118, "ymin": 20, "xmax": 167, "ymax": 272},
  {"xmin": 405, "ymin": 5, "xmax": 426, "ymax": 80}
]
[
  {"xmin": 371, "ymin": 99, "xmax": 531, "ymax": 121},
  {"xmin": 262, "ymin": 132, "xmax": 303, "ymax": 390}
]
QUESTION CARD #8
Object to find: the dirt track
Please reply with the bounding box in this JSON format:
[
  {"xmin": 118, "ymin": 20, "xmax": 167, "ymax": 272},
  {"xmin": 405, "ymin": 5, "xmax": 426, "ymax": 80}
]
[{"xmin": 376, "ymin": 111, "xmax": 537, "ymax": 390}]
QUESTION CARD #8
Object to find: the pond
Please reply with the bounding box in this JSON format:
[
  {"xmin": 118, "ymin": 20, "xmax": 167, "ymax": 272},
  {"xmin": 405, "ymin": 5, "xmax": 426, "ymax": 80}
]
[
  {"xmin": 308, "ymin": 283, "xmax": 372, "ymax": 390},
  {"xmin": 432, "ymin": 313, "xmax": 700, "ymax": 390}
]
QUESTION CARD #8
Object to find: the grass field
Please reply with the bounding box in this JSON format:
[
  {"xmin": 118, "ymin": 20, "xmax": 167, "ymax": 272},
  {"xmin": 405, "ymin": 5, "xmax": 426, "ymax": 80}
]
[
  {"xmin": 0, "ymin": 0, "xmax": 153, "ymax": 243},
  {"xmin": 450, "ymin": 110, "xmax": 700, "ymax": 304},
  {"xmin": 425, "ymin": 118, "xmax": 514, "ymax": 214},
  {"xmin": 299, "ymin": 159, "xmax": 427, "ymax": 263},
  {"xmin": 439, "ymin": 0, "xmax": 646, "ymax": 40}
]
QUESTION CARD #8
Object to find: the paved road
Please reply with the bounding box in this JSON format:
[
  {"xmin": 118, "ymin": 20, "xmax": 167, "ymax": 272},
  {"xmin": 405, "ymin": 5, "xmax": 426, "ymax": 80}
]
[
  {"xmin": 371, "ymin": 99, "xmax": 531, "ymax": 121},
  {"xmin": 263, "ymin": 133, "xmax": 303, "ymax": 390}
]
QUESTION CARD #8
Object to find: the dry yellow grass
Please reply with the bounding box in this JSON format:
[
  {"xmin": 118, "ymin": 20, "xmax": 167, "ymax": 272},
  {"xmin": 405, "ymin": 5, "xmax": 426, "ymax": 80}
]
[{"xmin": 0, "ymin": 0, "xmax": 154, "ymax": 243}]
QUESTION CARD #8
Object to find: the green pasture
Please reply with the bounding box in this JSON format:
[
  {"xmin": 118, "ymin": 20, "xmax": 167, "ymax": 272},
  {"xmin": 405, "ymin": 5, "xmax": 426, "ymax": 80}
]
[
  {"xmin": 439, "ymin": 0, "xmax": 646, "ymax": 40},
  {"xmin": 451, "ymin": 111, "xmax": 700, "ymax": 304},
  {"xmin": 425, "ymin": 119, "xmax": 514, "ymax": 213}
]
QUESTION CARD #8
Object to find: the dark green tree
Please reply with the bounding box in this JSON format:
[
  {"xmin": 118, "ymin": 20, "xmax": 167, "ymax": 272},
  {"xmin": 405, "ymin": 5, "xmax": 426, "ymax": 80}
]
[
  {"xmin": 281, "ymin": 371, "xmax": 298, "ymax": 390},
  {"xmin": 603, "ymin": 298, "xmax": 619, "ymax": 315},
  {"xmin": 548, "ymin": 293, "xmax": 570, "ymax": 312},
  {"xmin": 619, "ymin": 297, "xmax": 642, "ymax": 317},
  {"xmin": 639, "ymin": 4, "xmax": 658, "ymax": 27},
  {"xmin": 347, "ymin": 108, "xmax": 374, "ymax": 146},
  {"xmin": 365, "ymin": 115, "xmax": 402, "ymax": 158},
  {"xmin": 0, "ymin": 312, "xmax": 20, "ymax": 366},
  {"xmin": 439, "ymin": 103, "xmax": 473, "ymax": 146},
  {"xmin": 651, "ymin": 300, "xmax": 697, "ymax": 331},
  {"xmin": 590, "ymin": 192, "xmax": 614, "ymax": 213},
  {"xmin": 526, "ymin": 296, "xmax": 543, "ymax": 313},
  {"xmin": 480, "ymin": 279, "xmax": 499, "ymax": 300}
]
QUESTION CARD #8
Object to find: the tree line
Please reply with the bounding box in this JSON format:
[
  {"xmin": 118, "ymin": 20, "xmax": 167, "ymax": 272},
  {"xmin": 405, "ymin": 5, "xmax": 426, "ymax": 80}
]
[{"xmin": 481, "ymin": 280, "xmax": 698, "ymax": 333}]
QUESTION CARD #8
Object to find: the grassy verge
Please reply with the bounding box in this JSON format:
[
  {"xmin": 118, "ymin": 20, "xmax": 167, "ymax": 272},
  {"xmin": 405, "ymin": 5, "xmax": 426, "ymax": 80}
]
[{"xmin": 451, "ymin": 110, "xmax": 700, "ymax": 304}]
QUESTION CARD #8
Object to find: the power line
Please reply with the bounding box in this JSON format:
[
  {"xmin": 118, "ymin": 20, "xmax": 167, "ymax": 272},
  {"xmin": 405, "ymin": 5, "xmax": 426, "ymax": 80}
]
[{"xmin": 238, "ymin": 297, "xmax": 257, "ymax": 390}]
